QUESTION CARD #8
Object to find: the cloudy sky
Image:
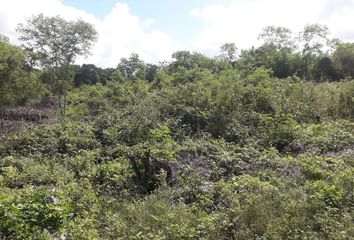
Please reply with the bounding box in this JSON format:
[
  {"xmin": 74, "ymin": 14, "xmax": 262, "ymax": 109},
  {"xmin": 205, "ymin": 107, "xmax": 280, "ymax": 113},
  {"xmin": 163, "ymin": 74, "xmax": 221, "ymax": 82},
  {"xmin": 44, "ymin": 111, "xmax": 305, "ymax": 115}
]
[{"xmin": 0, "ymin": 0, "xmax": 354, "ymax": 67}]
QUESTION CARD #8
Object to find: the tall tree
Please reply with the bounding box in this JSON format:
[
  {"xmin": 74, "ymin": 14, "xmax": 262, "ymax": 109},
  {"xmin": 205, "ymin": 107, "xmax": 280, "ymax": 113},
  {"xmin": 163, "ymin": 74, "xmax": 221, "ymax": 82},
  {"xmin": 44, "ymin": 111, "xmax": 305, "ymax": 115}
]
[
  {"xmin": 220, "ymin": 43, "xmax": 238, "ymax": 63},
  {"xmin": 258, "ymin": 26, "xmax": 295, "ymax": 51},
  {"xmin": 114, "ymin": 53, "xmax": 146, "ymax": 82},
  {"xmin": 299, "ymin": 24, "xmax": 329, "ymax": 57},
  {"xmin": 297, "ymin": 24, "xmax": 329, "ymax": 79},
  {"xmin": 17, "ymin": 14, "xmax": 97, "ymax": 115}
]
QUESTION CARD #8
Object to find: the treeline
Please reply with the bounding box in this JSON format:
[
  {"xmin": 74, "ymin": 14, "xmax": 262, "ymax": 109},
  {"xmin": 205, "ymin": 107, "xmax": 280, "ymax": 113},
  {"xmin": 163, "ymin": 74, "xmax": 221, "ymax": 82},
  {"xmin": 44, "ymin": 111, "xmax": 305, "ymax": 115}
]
[
  {"xmin": 73, "ymin": 24, "xmax": 354, "ymax": 87},
  {"xmin": 73, "ymin": 24, "xmax": 354, "ymax": 85},
  {"xmin": 2, "ymin": 23, "xmax": 354, "ymax": 109}
]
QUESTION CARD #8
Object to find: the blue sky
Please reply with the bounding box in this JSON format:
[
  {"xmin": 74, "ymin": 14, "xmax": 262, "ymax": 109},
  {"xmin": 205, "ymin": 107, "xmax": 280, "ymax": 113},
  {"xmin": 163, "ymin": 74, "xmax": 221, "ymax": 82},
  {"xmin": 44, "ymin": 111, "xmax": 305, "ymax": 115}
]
[{"xmin": 1, "ymin": 0, "xmax": 354, "ymax": 67}]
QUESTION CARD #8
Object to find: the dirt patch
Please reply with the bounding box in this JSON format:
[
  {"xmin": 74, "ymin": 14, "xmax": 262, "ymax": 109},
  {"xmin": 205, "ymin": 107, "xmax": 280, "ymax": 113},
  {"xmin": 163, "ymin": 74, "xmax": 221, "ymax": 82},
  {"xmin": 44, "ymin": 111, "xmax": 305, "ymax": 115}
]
[{"xmin": 0, "ymin": 97, "xmax": 56, "ymax": 141}]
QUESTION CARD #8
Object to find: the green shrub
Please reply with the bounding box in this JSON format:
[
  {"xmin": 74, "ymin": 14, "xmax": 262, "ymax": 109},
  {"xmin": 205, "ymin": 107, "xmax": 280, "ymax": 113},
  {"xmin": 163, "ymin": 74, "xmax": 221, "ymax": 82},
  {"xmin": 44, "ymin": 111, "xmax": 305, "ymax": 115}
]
[{"xmin": 0, "ymin": 187, "xmax": 71, "ymax": 239}]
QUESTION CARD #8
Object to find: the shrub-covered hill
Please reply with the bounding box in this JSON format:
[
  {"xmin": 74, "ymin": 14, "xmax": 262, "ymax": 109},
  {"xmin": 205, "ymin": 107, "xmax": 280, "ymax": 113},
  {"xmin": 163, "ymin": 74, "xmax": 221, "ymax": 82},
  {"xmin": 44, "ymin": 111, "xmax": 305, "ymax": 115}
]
[{"xmin": 1, "ymin": 68, "xmax": 354, "ymax": 239}]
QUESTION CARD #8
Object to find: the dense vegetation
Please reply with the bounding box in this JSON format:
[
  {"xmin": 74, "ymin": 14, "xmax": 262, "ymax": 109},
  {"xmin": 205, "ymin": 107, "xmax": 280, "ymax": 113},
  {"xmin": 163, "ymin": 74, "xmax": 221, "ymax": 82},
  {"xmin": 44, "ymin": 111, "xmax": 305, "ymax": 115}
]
[{"xmin": 0, "ymin": 17, "xmax": 353, "ymax": 239}]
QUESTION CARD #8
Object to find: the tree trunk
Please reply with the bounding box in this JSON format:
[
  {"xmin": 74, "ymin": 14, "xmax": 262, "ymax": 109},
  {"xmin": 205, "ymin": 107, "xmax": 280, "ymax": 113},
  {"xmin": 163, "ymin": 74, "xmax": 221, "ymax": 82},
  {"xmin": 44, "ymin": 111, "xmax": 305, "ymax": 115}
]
[
  {"xmin": 58, "ymin": 93, "xmax": 63, "ymax": 116},
  {"xmin": 63, "ymin": 88, "xmax": 67, "ymax": 116}
]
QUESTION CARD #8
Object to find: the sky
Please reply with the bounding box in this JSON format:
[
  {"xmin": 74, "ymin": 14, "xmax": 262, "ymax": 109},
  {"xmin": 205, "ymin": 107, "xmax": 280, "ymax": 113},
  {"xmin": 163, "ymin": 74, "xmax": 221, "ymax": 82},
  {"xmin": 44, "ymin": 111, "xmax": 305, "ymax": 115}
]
[{"xmin": 1, "ymin": 0, "xmax": 354, "ymax": 67}]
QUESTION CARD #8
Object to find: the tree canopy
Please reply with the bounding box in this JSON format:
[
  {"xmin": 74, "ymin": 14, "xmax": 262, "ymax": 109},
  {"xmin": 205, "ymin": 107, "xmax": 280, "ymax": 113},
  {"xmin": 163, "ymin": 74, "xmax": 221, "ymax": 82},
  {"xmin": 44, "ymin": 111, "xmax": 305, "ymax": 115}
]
[
  {"xmin": 16, "ymin": 14, "xmax": 97, "ymax": 115},
  {"xmin": 17, "ymin": 14, "xmax": 97, "ymax": 68}
]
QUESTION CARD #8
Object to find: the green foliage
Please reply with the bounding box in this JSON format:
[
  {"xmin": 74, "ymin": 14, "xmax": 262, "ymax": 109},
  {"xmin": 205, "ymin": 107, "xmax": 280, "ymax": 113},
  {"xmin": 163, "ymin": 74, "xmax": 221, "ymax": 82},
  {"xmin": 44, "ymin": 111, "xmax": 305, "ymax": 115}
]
[
  {"xmin": 258, "ymin": 114, "xmax": 297, "ymax": 151},
  {"xmin": 0, "ymin": 187, "xmax": 71, "ymax": 239},
  {"xmin": 2, "ymin": 23, "xmax": 354, "ymax": 239},
  {"xmin": 0, "ymin": 37, "xmax": 45, "ymax": 106},
  {"xmin": 148, "ymin": 124, "xmax": 177, "ymax": 162},
  {"xmin": 333, "ymin": 42, "xmax": 354, "ymax": 78},
  {"xmin": 95, "ymin": 159, "xmax": 134, "ymax": 196},
  {"xmin": 290, "ymin": 120, "xmax": 354, "ymax": 154},
  {"xmin": 17, "ymin": 14, "xmax": 97, "ymax": 68},
  {"xmin": 74, "ymin": 64, "xmax": 111, "ymax": 87},
  {"xmin": 113, "ymin": 53, "xmax": 147, "ymax": 82},
  {"xmin": 4, "ymin": 122, "xmax": 99, "ymax": 157},
  {"xmin": 313, "ymin": 56, "xmax": 339, "ymax": 81}
]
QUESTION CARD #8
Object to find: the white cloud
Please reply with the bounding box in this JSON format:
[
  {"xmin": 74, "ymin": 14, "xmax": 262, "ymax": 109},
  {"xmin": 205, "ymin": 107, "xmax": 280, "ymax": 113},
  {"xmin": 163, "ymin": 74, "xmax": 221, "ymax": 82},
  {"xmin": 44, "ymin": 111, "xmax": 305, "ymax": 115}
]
[
  {"xmin": 90, "ymin": 3, "xmax": 179, "ymax": 67},
  {"xmin": 190, "ymin": 0, "xmax": 354, "ymax": 55},
  {"xmin": 0, "ymin": 0, "xmax": 179, "ymax": 67}
]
